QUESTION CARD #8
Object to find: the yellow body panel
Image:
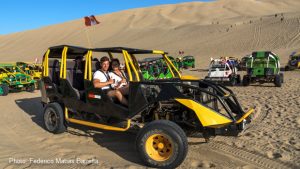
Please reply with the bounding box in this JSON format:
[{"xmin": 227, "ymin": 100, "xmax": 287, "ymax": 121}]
[
  {"xmin": 180, "ymin": 75, "xmax": 200, "ymax": 80},
  {"xmin": 65, "ymin": 108, "xmax": 130, "ymax": 132},
  {"xmin": 175, "ymin": 99, "xmax": 232, "ymax": 127}
]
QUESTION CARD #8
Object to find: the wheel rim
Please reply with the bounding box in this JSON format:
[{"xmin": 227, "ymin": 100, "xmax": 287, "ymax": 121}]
[
  {"xmin": 44, "ymin": 107, "xmax": 59, "ymax": 131},
  {"xmin": 145, "ymin": 134, "xmax": 174, "ymax": 162}
]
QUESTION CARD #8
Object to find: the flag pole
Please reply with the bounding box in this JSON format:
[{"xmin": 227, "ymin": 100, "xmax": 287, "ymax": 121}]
[
  {"xmin": 83, "ymin": 15, "xmax": 100, "ymax": 48},
  {"xmin": 84, "ymin": 27, "xmax": 92, "ymax": 48}
]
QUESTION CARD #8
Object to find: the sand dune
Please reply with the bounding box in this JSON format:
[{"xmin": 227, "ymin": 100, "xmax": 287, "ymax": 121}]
[
  {"xmin": 0, "ymin": 0, "xmax": 300, "ymax": 66},
  {"xmin": 0, "ymin": 0, "xmax": 300, "ymax": 168}
]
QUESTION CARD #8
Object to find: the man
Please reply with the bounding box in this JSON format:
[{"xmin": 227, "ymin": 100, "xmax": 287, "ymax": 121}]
[{"xmin": 93, "ymin": 56, "xmax": 128, "ymax": 106}]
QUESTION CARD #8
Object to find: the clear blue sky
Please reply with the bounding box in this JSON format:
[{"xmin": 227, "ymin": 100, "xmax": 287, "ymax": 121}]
[{"xmin": 0, "ymin": 0, "xmax": 213, "ymax": 35}]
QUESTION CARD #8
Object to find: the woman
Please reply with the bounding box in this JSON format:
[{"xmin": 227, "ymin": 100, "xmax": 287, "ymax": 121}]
[{"xmin": 109, "ymin": 59, "xmax": 129, "ymax": 96}]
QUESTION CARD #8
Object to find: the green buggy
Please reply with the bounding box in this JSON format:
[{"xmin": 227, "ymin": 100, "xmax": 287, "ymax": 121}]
[
  {"xmin": 0, "ymin": 64, "xmax": 36, "ymax": 96},
  {"xmin": 140, "ymin": 57, "xmax": 174, "ymax": 80},
  {"xmin": 182, "ymin": 55, "xmax": 195, "ymax": 69},
  {"xmin": 284, "ymin": 51, "xmax": 300, "ymax": 71},
  {"xmin": 242, "ymin": 51, "xmax": 283, "ymax": 87}
]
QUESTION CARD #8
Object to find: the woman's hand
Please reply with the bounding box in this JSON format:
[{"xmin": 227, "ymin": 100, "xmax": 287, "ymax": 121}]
[{"xmin": 121, "ymin": 78, "xmax": 126, "ymax": 83}]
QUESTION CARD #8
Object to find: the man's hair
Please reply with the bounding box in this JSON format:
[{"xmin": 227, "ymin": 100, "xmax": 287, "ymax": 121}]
[{"xmin": 100, "ymin": 56, "xmax": 110, "ymax": 64}]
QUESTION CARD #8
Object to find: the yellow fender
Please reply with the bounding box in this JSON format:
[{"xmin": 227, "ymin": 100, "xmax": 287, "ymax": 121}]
[{"xmin": 175, "ymin": 99, "xmax": 232, "ymax": 128}]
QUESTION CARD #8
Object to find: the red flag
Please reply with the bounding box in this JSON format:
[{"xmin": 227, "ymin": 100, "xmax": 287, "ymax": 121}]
[{"xmin": 84, "ymin": 15, "xmax": 100, "ymax": 26}]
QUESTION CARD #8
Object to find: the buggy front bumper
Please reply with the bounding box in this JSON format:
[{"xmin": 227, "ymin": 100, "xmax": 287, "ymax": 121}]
[{"xmin": 205, "ymin": 77, "xmax": 230, "ymax": 82}]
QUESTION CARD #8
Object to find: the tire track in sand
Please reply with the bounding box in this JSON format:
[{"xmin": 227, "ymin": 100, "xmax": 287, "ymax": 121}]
[{"xmin": 287, "ymin": 18, "xmax": 300, "ymax": 48}]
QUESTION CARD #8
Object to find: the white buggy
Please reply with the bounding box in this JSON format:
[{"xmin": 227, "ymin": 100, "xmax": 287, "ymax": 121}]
[{"xmin": 205, "ymin": 58, "xmax": 241, "ymax": 86}]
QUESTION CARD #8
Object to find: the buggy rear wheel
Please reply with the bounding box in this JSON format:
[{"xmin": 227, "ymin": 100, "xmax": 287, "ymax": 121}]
[
  {"xmin": 280, "ymin": 73, "xmax": 284, "ymax": 83},
  {"xmin": 0, "ymin": 84, "xmax": 9, "ymax": 96},
  {"xmin": 43, "ymin": 102, "xmax": 66, "ymax": 134},
  {"xmin": 274, "ymin": 74, "xmax": 282, "ymax": 87},
  {"xmin": 242, "ymin": 75, "xmax": 250, "ymax": 86},
  {"xmin": 136, "ymin": 120, "xmax": 188, "ymax": 169}
]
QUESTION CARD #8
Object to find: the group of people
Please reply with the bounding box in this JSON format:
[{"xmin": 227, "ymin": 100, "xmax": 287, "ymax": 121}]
[{"xmin": 93, "ymin": 56, "xmax": 129, "ymax": 106}]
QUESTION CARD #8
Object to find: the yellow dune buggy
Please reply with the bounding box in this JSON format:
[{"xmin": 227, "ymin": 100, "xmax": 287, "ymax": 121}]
[
  {"xmin": 0, "ymin": 63, "xmax": 36, "ymax": 96},
  {"xmin": 40, "ymin": 45, "xmax": 254, "ymax": 168},
  {"xmin": 16, "ymin": 62, "xmax": 43, "ymax": 89}
]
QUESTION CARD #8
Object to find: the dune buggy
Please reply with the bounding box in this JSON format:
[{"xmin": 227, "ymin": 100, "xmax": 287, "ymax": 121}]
[
  {"xmin": 40, "ymin": 45, "xmax": 254, "ymax": 168},
  {"xmin": 16, "ymin": 62, "xmax": 43, "ymax": 89},
  {"xmin": 205, "ymin": 58, "xmax": 241, "ymax": 86},
  {"xmin": 238, "ymin": 55, "xmax": 250, "ymax": 71},
  {"xmin": 284, "ymin": 51, "xmax": 300, "ymax": 71},
  {"xmin": 139, "ymin": 57, "xmax": 173, "ymax": 80},
  {"xmin": 182, "ymin": 55, "xmax": 195, "ymax": 69},
  {"xmin": 243, "ymin": 51, "xmax": 283, "ymax": 87},
  {"xmin": 0, "ymin": 63, "xmax": 36, "ymax": 96}
]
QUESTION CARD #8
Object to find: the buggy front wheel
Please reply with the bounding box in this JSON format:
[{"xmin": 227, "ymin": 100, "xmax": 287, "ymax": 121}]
[
  {"xmin": 229, "ymin": 75, "xmax": 236, "ymax": 86},
  {"xmin": 26, "ymin": 85, "xmax": 35, "ymax": 92},
  {"xmin": 136, "ymin": 120, "xmax": 188, "ymax": 169},
  {"xmin": 274, "ymin": 74, "xmax": 282, "ymax": 87},
  {"xmin": 0, "ymin": 84, "xmax": 9, "ymax": 96}
]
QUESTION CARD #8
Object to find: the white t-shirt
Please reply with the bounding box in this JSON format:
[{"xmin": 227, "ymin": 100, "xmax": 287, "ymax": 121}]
[
  {"xmin": 109, "ymin": 71, "xmax": 127, "ymax": 88},
  {"xmin": 93, "ymin": 70, "xmax": 110, "ymax": 90}
]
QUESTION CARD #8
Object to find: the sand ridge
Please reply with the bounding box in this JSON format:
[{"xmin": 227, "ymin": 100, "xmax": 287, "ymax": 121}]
[{"xmin": 0, "ymin": 0, "xmax": 300, "ymax": 65}]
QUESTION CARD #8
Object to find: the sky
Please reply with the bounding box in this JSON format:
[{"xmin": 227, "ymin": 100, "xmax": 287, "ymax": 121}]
[{"xmin": 0, "ymin": 0, "xmax": 213, "ymax": 35}]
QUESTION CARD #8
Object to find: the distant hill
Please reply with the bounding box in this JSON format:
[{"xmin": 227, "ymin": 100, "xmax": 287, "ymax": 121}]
[{"xmin": 0, "ymin": 0, "xmax": 300, "ymax": 67}]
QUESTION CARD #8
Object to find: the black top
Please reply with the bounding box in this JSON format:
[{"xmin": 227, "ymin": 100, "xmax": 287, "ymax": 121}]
[{"xmin": 44, "ymin": 45, "xmax": 167, "ymax": 59}]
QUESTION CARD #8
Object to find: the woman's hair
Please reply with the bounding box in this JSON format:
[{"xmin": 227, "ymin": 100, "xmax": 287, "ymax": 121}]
[{"xmin": 111, "ymin": 59, "xmax": 120, "ymax": 68}]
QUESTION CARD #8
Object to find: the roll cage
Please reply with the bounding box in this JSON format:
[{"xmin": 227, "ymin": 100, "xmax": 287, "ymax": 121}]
[
  {"xmin": 43, "ymin": 45, "xmax": 181, "ymax": 82},
  {"xmin": 246, "ymin": 51, "xmax": 280, "ymax": 69}
]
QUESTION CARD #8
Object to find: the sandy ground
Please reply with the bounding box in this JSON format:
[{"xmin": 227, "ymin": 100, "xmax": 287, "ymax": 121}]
[
  {"xmin": 0, "ymin": 70, "xmax": 299, "ymax": 169},
  {"xmin": 0, "ymin": 0, "xmax": 300, "ymax": 168}
]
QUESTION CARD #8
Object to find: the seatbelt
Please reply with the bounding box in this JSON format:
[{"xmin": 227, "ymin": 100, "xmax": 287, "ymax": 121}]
[
  {"xmin": 121, "ymin": 71, "xmax": 128, "ymax": 82},
  {"xmin": 99, "ymin": 70, "xmax": 112, "ymax": 89},
  {"xmin": 112, "ymin": 71, "xmax": 128, "ymax": 83}
]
